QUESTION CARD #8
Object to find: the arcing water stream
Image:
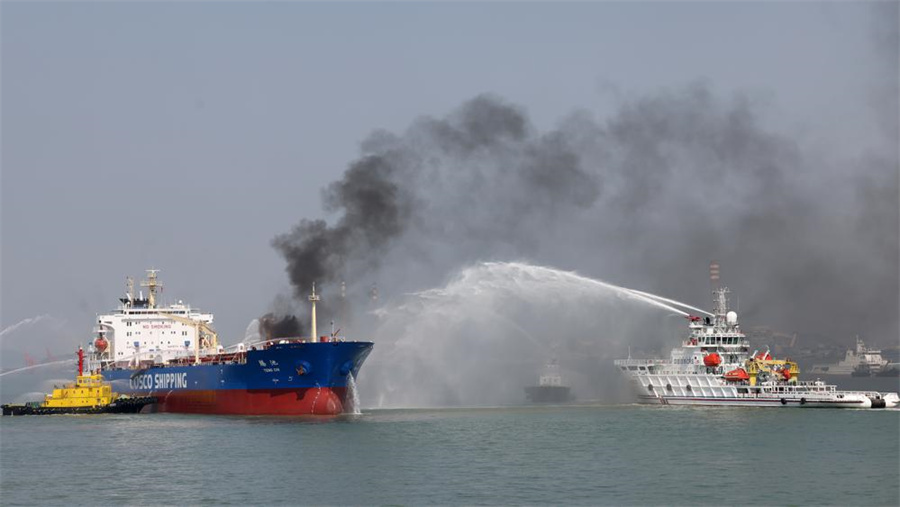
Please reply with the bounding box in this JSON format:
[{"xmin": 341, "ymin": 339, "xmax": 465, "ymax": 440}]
[
  {"xmin": 0, "ymin": 315, "xmax": 54, "ymax": 342},
  {"xmin": 361, "ymin": 262, "xmax": 703, "ymax": 409}
]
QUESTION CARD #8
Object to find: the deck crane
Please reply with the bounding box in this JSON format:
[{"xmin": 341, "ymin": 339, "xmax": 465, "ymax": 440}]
[{"xmin": 162, "ymin": 313, "xmax": 218, "ymax": 365}]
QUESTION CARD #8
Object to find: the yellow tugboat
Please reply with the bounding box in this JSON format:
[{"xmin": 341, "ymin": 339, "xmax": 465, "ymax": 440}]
[{"xmin": 2, "ymin": 347, "xmax": 155, "ymax": 416}]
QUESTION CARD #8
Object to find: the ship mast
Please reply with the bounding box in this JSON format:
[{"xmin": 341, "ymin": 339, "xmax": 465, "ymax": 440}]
[
  {"xmin": 710, "ymin": 261, "xmax": 730, "ymax": 327},
  {"xmin": 140, "ymin": 269, "xmax": 161, "ymax": 309},
  {"xmin": 309, "ymin": 283, "xmax": 320, "ymax": 343},
  {"xmin": 713, "ymin": 287, "xmax": 730, "ymax": 327}
]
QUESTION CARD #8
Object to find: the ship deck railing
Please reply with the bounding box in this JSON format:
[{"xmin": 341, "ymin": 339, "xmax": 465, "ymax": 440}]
[
  {"xmin": 614, "ymin": 359, "xmax": 670, "ymax": 366},
  {"xmin": 101, "ymin": 337, "xmax": 361, "ymax": 371}
]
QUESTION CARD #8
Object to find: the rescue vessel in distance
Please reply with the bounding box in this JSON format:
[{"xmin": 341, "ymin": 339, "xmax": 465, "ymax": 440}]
[
  {"xmin": 2, "ymin": 348, "xmax": 155, "ymax": 416},
  {"xmin": 525, "ymin": 359, "xmax": 574, "ymax": 403},
  {"xmin": 86, "ymin": 270, "xmax": 373, "ymax": 416},
  {"xmin": 615, "ymin": 285, "xmax": 900, "ymax": 409}
]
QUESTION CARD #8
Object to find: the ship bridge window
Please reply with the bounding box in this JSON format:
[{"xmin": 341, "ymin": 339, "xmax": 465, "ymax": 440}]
[{"xmin": 628, "ymin": 366, "xmax": 638, "ymax": 371}]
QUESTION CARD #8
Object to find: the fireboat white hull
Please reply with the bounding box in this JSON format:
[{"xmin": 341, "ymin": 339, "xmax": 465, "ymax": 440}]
[
  {"xmin": 626, "ymin": 373, "xmax": 898, "ymax": 409},
  {"xmin": 637, "ymin": 394, "xmax": 877, "ymax": 408}
]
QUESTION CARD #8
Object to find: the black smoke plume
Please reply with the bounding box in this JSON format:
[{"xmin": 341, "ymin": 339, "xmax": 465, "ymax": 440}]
[
  {"xmin": 258, "ymin": 314, "xmax": 303, "ymax": 340},
  {"xmin": 274, "ymin": 83, "xmax": 897, "ymax": 346},
  {"xmin": 271, "ymin": 153, "xmax": 413, "ymax": 299}
]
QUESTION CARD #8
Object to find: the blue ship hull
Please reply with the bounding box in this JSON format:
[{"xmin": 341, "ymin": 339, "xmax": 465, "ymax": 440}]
[{"xmin": 101, "ymin": 341, "xmax": 373, "ymax": 415}]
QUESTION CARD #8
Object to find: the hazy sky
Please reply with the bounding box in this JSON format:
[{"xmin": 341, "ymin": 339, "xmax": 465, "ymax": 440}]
[{"xmin": 1, "ymin": 1, "xmax": 894, "ymax": 357}]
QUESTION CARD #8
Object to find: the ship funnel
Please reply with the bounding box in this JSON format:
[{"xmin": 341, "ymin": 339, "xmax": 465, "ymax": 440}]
[{"xmin": 309, "ymin": 283, "xmax": 320, "ymax": 343}]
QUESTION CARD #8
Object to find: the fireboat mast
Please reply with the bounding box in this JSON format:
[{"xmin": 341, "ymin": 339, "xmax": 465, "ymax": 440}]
[
  {"xmin": 309, "ymin": 283, "xmax": 320, "ymax": 343},
  {"xmin": 714, "ymin": 287, "xmax": 730, "ymax": 327}
]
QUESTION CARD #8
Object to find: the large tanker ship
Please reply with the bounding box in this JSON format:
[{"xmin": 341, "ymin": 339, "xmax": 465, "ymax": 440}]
[
  {"xmin": 87, "ymin": 270, "xmax": 372, "ymax": 415},
  {"xmin": 615, "ymin": 284, "xmax": 899, "ymax": 409}
]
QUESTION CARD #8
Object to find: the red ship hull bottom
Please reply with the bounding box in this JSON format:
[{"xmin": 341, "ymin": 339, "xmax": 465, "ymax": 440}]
[{"xmin": 144, "ymin": 387, "xmax": 349, "ymax": 415}]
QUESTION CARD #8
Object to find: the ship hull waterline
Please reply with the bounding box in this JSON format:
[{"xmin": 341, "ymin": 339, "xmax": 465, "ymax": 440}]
[{"xmin": 636, "ymin": 395, "xmax": 873, "ymax": 408}]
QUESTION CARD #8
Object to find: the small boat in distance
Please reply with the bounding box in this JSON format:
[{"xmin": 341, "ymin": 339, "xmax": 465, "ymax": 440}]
[
  {"xmin": 525, "ymin": 359, "xmax": 574, "ymax": 403},
  {"xmin": 811, "ymin": 337, "xmax": 890, "ymax": 376},
  {"xmin": 2, "ymin": 347, "xmax": 155, "ymax": 416}
]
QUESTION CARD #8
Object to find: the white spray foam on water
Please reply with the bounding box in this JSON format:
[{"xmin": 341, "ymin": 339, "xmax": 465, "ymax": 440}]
[
  {"xmin": 361, "ymin": 262, "xmax": 700, "ymax": 409},
  {"xmin": 346, "ymin": 373, "xmax": 362, "ymax": 415}
]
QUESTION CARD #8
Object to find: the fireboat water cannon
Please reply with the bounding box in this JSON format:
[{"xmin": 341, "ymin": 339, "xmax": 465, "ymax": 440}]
[{"xmin": 309, "ymin": 283, "xmax": 321, "ymax": 343}]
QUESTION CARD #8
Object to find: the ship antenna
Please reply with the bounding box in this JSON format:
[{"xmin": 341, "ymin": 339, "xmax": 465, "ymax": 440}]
[
  {"xmin": 126, "ymin": 276, "xmax": 135, "ymax": 305},
  {"xmin": 309, "ymin": 283, "xmax": 320, "ymax": 343}
]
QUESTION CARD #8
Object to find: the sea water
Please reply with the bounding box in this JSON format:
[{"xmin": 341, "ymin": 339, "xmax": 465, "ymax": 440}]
[{"xmin": 1, "ymin": 404, "xmax": 897, "ymax": 506}]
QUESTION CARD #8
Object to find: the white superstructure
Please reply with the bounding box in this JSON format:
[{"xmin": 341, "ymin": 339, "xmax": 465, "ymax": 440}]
[
  {"xmin": 615, "ymin": 286, "xmax": 899, "ymax": 409},
  {"xmin": 538, "ymin": 359, "xmax": 564, "ymax": 387},
  {"xmin": 91, "ymin": 270, "xmax": 216, "ymax": 366}
]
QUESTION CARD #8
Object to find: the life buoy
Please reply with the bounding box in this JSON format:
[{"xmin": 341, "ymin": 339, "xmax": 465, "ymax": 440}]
[
  {"xmin": 780, "ymin": 398, "xmax": 787, "ymax": 405},
  {"xmin": 800, "ymin": 398, "xmax": 807, "ymax": 405}
]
